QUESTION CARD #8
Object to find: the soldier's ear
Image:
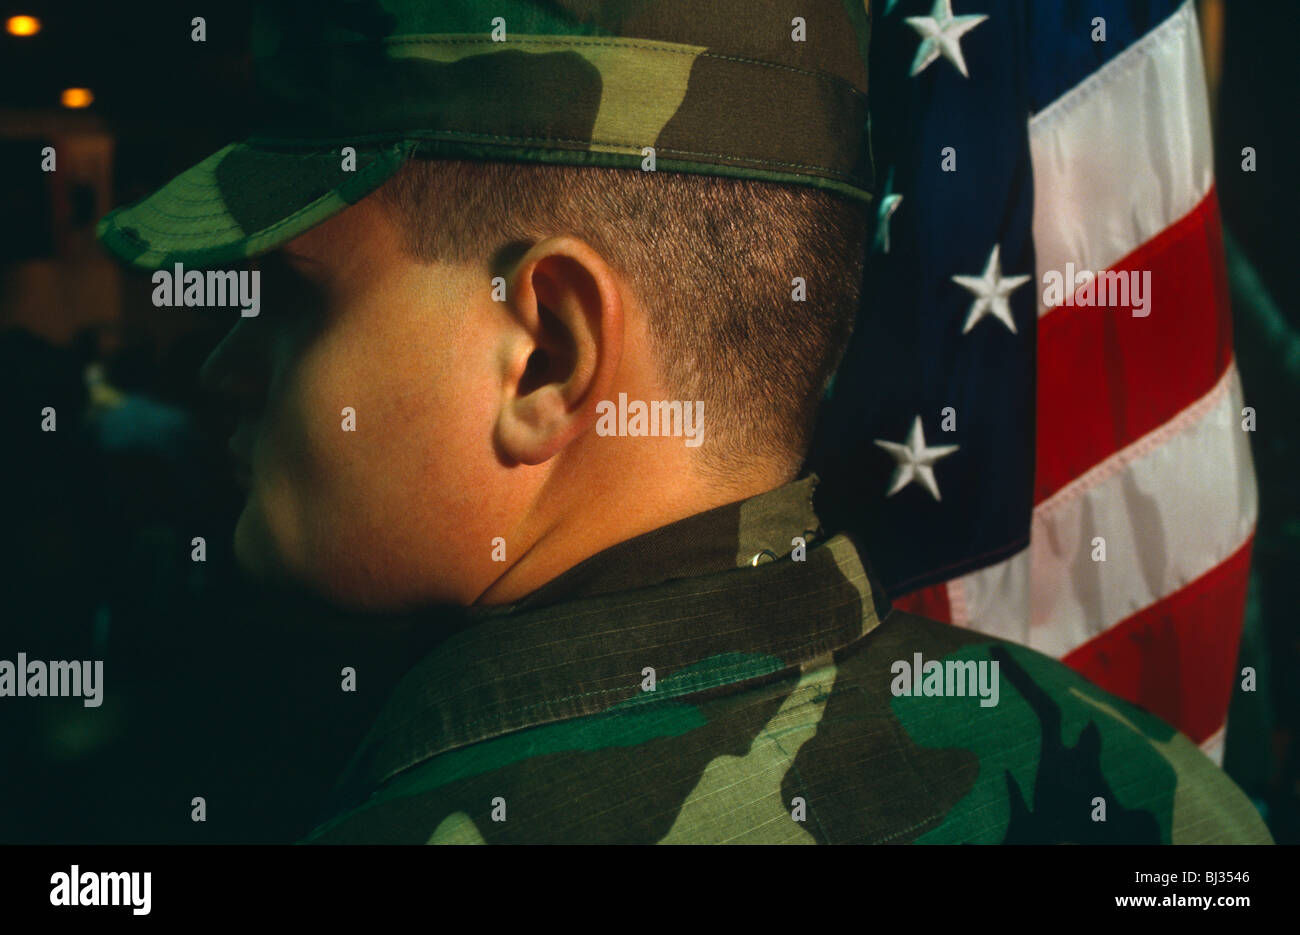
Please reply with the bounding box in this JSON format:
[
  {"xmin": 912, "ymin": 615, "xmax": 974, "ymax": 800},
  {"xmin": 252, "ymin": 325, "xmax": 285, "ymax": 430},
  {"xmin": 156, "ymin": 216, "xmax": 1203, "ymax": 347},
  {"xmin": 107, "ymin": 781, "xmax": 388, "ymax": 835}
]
[{"xmin": 494, "ymin": 236, "xmax": 624, "ymax": 465}]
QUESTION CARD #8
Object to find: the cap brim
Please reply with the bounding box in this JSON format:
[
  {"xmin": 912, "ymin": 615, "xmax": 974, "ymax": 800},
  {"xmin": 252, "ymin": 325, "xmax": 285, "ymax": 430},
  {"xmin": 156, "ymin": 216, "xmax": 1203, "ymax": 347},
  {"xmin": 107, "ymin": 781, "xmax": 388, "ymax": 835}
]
[{"xmin": 97, "ymin": 139, "xmax": 413, "ymax": 271}]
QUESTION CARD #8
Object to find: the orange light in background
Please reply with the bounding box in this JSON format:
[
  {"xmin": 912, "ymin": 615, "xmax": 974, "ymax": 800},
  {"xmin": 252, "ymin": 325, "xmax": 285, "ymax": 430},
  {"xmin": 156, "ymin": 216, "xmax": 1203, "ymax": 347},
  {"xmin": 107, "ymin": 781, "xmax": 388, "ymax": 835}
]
[
  {"xmin": 5, "ymin": 15, "xmax": 41, "ymax": 36},
  {"xmin": 61, "ymin": 87, "xmax": 94, "ymax": 109}
]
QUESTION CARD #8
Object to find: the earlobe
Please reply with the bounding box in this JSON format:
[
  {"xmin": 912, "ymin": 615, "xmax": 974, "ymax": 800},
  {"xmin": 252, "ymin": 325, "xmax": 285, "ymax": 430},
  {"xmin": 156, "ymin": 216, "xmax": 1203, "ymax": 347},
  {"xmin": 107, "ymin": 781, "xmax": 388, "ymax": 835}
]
[{"xmin": 496, "ymin": 384, "xmax": 575, "ymax": 465}]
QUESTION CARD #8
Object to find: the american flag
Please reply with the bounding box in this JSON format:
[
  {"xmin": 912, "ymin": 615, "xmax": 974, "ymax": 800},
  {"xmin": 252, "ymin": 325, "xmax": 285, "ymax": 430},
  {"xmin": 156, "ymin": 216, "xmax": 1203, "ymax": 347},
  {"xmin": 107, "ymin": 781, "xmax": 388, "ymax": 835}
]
[{"xmin": 813, "ymin": 0, "xmax": 1253, "ymax": 764}]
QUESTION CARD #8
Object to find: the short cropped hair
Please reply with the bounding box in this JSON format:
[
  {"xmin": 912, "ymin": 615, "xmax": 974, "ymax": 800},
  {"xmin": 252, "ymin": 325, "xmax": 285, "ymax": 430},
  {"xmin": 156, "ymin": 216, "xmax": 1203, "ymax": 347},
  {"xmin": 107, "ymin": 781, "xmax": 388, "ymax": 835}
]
[{"xmin": 377, "ymin": 158, "xmax": 868, "ymax": 481}]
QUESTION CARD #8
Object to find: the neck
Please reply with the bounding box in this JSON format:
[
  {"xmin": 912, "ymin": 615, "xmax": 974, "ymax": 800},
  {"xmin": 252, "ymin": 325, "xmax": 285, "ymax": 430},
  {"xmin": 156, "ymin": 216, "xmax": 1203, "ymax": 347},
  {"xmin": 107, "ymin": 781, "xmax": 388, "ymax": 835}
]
[{"xmin": 473, "ymin": 457, "xmax": 787, "ymax": 605}]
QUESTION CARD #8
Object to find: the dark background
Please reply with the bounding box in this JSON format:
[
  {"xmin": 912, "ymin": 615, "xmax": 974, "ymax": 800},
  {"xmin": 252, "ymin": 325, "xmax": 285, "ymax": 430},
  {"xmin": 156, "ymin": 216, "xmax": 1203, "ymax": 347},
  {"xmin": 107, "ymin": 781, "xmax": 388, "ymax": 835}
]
[{"xmin": 0, "ymin": 0, "xmax": 1296, "ymax": 842}]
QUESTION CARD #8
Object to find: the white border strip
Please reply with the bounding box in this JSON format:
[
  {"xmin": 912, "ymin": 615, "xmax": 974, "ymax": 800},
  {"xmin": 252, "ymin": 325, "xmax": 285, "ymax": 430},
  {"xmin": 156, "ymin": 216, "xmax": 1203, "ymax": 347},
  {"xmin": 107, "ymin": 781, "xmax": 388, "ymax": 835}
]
[{"xmin": 1200, "ymin": 723, "xmax": 1226, "ymax": 767}]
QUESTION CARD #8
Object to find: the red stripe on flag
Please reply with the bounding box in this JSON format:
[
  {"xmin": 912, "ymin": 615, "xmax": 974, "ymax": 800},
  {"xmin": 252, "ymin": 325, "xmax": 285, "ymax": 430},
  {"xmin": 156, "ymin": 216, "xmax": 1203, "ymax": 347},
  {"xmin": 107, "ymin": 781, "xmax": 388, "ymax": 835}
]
[
  {"xmin": 1061, "ymin": 532, "xmax": 1254, "ymax": 744},
  {"xmin": 892, "ymin": 581, "xmax": 952, "ymax": 623},
  {"xmin": 1035, "ymin": 188, "xmax": 1233, "ymax": 504}
]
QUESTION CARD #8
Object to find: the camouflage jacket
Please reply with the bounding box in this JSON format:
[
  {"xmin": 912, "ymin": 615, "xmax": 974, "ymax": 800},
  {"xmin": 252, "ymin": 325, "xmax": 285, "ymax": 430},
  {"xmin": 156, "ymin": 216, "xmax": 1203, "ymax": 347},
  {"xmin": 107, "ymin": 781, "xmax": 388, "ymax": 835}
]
[{"xmin": 302, "ymin": 476, "xmax": 1272, "ymax": 844}]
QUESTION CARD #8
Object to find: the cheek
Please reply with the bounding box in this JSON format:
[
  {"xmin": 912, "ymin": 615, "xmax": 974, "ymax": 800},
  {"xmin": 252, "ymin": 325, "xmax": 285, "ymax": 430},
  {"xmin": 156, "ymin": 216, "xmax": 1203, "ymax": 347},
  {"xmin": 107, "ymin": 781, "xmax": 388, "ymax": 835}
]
[
  {"xmin": 272, "ymin": 344, "xmax": 404, "ymax": 582},
  {"xmin": 255, "ymin": 311, "xmax": 501, "ymax": 605},
  {"xmin": 237, "ymin": 348, "xmax": 347, "ymax": 586},
  {"xmin": 355, "ymin": 347, "xmax": 501, "ymax": 579}
]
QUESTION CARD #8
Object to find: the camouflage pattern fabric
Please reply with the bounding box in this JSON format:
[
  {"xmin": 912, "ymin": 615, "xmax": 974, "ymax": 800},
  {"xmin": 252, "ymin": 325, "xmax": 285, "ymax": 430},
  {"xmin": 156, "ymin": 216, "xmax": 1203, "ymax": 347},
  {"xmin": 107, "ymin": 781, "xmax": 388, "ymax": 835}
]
[
  {"xmin": 302, "ymin": 476, "xmax": 1272, "ymax": 844},
  {"xmin": 97, "ymin": 0, "xmax": 874, "ymax": 270}
]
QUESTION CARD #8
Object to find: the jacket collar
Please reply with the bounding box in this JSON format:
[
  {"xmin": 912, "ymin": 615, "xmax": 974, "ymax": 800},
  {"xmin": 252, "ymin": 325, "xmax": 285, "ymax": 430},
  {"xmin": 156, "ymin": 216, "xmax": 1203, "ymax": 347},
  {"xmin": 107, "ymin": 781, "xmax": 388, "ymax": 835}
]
[
  {"xmin": 512, "ymin": 474, "xmax": 825, "ymax": 608},
  {"xmin": 324, "ymin": 475, "xmax": 894, "ymax": 813}
]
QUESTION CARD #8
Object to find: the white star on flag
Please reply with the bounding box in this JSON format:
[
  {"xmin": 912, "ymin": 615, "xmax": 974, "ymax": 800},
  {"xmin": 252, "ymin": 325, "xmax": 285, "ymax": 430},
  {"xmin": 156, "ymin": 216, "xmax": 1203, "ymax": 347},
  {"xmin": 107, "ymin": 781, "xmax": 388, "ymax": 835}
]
[
  {"xmin": 951, "ymin": 243, "xmax": 1031, "ymax": 334},
  {"xmin": 874, "ymin": 415, "xmax": 959, "ymax": 501},
  {"xmin": 905, "ymin": 0, "xmax": 988, "ymax": 78}
]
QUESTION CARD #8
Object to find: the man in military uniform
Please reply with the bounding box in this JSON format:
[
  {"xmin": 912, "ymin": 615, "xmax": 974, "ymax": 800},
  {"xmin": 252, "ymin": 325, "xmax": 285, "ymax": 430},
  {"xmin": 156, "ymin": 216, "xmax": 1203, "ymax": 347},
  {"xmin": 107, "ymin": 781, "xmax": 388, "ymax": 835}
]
[{"xmin": 97, "ymin": 0, "xmax": 1271, "ymax": 843}]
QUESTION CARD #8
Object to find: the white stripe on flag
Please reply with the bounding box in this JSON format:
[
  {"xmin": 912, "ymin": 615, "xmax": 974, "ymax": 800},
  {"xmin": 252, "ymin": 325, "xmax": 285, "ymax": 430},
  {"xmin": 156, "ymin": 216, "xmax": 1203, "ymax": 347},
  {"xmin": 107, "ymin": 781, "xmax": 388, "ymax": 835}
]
[
  {"xmin": 1200, "ymin": 722, "xmax": 1226, "ymax": 767},
  {"xmin": 949, "ymin": 360, "xmax": 1257, "ymax": 659},
  {"xmin": 1028, "ymin": 0, "xmax": 1213, "ymax": 316}
]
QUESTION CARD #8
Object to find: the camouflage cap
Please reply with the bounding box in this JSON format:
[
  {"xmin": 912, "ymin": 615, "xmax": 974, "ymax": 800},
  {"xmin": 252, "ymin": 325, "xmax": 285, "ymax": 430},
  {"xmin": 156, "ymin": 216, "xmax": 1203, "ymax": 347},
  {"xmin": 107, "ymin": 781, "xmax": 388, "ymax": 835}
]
[{"xmin": 97, "ymin": 0, "xmax": 874, "ymax": 270}]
